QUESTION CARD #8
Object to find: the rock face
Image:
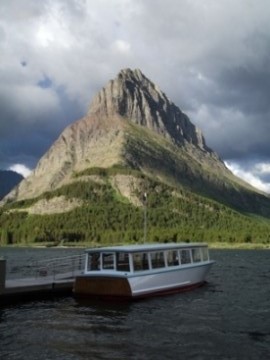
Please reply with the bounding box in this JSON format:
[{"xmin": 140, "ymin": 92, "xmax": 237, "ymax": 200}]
[
  {"xmin": 2, "ymin": 69, "xmax": 237, "ymax": 203},
  {"xmin": 90, "ymin": 68, "xmax": 209, "ymax": 151}
]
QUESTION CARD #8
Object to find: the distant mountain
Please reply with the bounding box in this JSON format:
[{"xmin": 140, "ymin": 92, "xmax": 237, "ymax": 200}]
[
  {"xmin": 0, "ymin": 170, "xmax": 23, "ymax": 200},
  {"xmin": 1, "ymin": 69, "xmax": 270, "ymax": 246}
]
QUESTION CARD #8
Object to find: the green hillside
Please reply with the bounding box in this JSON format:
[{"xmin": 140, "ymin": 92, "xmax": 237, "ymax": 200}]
[
  {"xmin": 1, "ymin": 167, "xmax": 270, "ymax": 247},
  {"xmin": 124, "ymin": 122, "xmax": 270, "ymax": 217}
]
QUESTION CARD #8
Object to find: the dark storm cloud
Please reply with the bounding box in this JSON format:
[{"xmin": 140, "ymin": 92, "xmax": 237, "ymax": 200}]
[
  {"xmin": 213, "ymin": 65, "xmax": 270, "ymax": 115},
  {"xmin": 183, "ymin": 33, "xmax": 270, "ymax": 163},
  {"xmin": 0, "ymin": 81, "xmax": 83, "ymax": 169}
]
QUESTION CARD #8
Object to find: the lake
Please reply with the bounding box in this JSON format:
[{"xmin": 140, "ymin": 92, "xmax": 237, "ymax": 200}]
[{"xmin": 0, "ymin": 248, "xmax": 269, "ymax": 359}]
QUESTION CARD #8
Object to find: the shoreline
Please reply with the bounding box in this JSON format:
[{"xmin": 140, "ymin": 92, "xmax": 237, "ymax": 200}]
[
  {"xmin": 1, "ymin": 242, "xmax": 269, "ymax": 250},
  {"xmin": 208, "ymin": 242, "xmax": 269, "ymax": 250}
]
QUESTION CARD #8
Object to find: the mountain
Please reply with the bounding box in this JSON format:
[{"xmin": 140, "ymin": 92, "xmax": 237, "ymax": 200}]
[
  {"xmin": 4, "ymin": 68, "xmax": 214, "ymax": 201},
  {"xmin": 0, "ymin": 170, "xmax": 23, "ymax": 200},
  {"xmin": 1, "ymin": 69, "xmax": 270, "ymax": 246},
  {"xmin": 3, "ymin": 68, "xmax": 270, "ymax": 214}
]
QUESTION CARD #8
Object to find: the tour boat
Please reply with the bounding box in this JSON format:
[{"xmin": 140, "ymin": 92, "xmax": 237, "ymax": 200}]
[{"xmin": 73, "ymin": 243, "xmax": 215, "ymax": 299}]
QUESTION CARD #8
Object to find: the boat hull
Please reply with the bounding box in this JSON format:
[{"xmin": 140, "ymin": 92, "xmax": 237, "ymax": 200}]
[
  {"xmin": 129, "ymin": 262, "xmax": 213, "ymax": 298},
  {"xmin": 74, "ymin": 275, "xmax": 132, "ymax": 298},
  {"xmin": 73, "ymin": 261, "xmax": 214, "ymax": 299}
]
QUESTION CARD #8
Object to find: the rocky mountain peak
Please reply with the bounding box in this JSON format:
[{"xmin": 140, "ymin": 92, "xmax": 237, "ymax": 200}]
[
  {"xmin": 2, "ymin": 69, "xmax": 220, "ymax": 203},
  {"xmin": 89, "ymin": 68, "xmax": 209, "ymax": 151}
]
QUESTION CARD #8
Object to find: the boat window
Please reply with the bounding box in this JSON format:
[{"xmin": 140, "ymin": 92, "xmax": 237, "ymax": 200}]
[
  {"xmin": 87, "ymin": 253, "xmax": 101, "ymax": 271},
  {"xmin": 192, "ymin": 248, "xmax": 201, "ymax": 263},
  {"xmin": 102, "ymin": 253, "xmax": 115, "ymax": 270},
  {"xmin": 133, "ymin": 252, "xmax": 149, "ymax": 271},
  {"xmin": 166, "ymin": 250, "xmax": 179, "ymax": 266},
  {"xmin": 180, "ymin": 249, "xmax": 191, "ymax": 264},
  {"xmin": 116, "ymin": 252, "xmax": 130, "ymax": 272},
  {"xmin": 151, "ymin": 252, "xmax": 165, "ymax": 269},
  {"xmin": 201, "ymin": 247, "xmax": 209, "ymax": 261}
]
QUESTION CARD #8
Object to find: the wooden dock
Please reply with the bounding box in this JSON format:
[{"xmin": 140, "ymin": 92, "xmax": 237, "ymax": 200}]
[
  {"xmin": 0, "ymin": 272, "xmax": 83, "ymax": 304},
  {"xmin": 0, "ymin": 256, "xmax": 84, "ymax": 304}
]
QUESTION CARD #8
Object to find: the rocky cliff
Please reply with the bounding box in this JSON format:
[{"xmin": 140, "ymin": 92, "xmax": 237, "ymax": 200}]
[{"xmin": 89, "ymin": 68, "xmax": 209, "ymax": 151}]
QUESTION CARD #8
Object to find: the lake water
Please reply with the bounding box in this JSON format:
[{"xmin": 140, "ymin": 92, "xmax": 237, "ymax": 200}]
[{"xmin": 0, "ymin": 248, "xmax": 269, "ymax": 359}]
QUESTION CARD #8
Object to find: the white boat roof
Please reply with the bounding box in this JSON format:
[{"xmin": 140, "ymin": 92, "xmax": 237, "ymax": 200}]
[{"xmin": 85, "ymin": 242, "xmax": 208, "ymax": 253}]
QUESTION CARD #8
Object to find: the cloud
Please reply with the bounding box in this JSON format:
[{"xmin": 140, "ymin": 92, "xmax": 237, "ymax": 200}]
[
  {"xmin": 0, "ymin": 84, "xmax": 60, "ymax": 125},
  {"xmin": 9, "ymin": 164, "xmax": 32, "ymax": 178},
  {"xmin": 112, "ymin": 39, "xmax": 131, "ymax": 54},
  {"xmin": 253, "ymin": 163, "xmax": 270, "ymax": 184},
  {"xmin": 189, "ymin": 105, "xmax": 270, "ymax": 161},
  {"xmin": 226, "ymin": 161, "xmax": 270, "ymax": 193}
]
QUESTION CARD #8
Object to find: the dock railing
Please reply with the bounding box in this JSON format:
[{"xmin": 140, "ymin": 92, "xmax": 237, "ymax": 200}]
[
  {"xmin": 0, "ymin": 258, "xmax": 6, "ymax": 292},
  {"xmin": 6, "ymin": 253, "xmax": 86, "ymax": 281}
]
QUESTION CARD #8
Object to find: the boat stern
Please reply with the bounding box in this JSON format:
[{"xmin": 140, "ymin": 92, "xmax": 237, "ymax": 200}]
[{"xmin": 73, "ymin": 275, "xmax": 132, "ymax": 298}]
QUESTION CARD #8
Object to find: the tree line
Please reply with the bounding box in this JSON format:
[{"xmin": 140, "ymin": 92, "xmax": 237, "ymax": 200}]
[{"xmin": 1, "ymin": 170, "xmax": 270, "ymax": 246}]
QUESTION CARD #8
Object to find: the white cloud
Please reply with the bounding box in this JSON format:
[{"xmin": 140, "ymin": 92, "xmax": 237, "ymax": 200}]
[
  {"xmin": 36, "ymin": 24, "xmax": 55, "ymax": 48},
  {"xmin": 112, "ymin": 39, "xmax": 131, "ymax": 54},
  {"xmin": 225, "ymin": 161, "xmax": 270, "ymax": 194},
  {"xmin": 9, "ymin": 164, "xmax": 32, "ymax": 178},
  {"xmin": 255, "ymin": 163, "xmax": 270, "ymax": 174},
  {"xmin": 34, "ymin": 3, "xmax": 75, "ymax": 49}
]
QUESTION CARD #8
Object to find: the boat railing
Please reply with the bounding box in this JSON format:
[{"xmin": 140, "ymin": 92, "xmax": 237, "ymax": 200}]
[{"xmin": 6, "ymin": 253, "xmax": 86, "ymax": 280}]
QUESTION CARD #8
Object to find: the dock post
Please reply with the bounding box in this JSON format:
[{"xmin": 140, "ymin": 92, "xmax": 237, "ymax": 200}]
[{"xmin": 0, "ymin": 257, "xmax": 6, "ymax": 293}]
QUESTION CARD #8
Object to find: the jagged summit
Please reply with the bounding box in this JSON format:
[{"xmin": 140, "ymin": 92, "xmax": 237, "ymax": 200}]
[{"xmin": 89, "ymin": 68, "xmax": 208, "ymax": 151}]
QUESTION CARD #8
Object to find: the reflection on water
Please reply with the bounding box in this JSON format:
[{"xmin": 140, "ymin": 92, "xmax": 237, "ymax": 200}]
[{"xmin": 0, "ymin": 249, "xmax": 269, "ymax": 359}]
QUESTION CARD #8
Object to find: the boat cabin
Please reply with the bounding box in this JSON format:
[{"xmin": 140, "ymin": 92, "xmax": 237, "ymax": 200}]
[{"xmin": 84, "ymin": 243, "xmax": 210, "ymax": 275}]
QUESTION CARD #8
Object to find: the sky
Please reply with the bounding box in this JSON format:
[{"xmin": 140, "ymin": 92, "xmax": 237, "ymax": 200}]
[{"xmin": 1, "ymin": 0, "xmax": 270, "ymax": 193}]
